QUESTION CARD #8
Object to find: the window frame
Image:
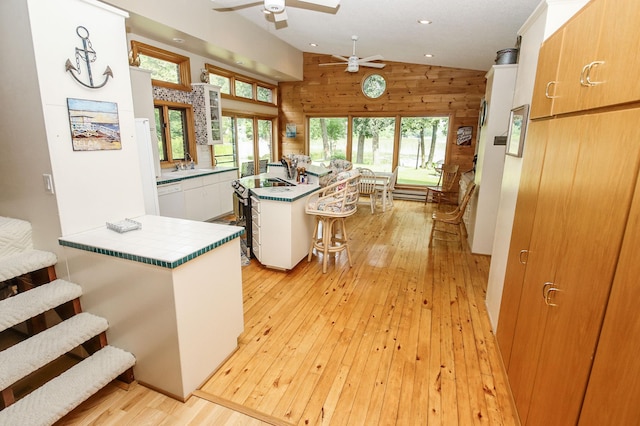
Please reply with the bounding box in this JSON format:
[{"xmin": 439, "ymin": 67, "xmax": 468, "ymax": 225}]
[
  {"xmin": 130, "ymin": 40, "xmax": 192, "ymax": 92},
  {"xmin": 205, "ymin": 64, "xmax": 278, "ymax": 106},
  {"xmin": 155, "ymin": 100, "xmax": 197, "ymax": 168}
]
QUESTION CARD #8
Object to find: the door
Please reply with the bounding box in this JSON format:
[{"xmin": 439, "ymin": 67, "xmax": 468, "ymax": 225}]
[
  {"xmin": 507, "ymin": 116, "xmax": 582, "ymax": 424},
  {"xmin": 579, "ymin": 165, "xmax": 640, "ymax": 425},
  {"xmin": 552, "ymin": 0, "xmax": 605, "ymax": 115},
  {"xmin": 529, "ymin": 30, "xmax": 564, "ymax": 120},
  {"xmin": 524, "ymin": 108, "xmax": 640, "ymax": 426},
  {"xmin": 508, "ymin": 108, "xmax": 640, "ymax": 425},
  {"xmin": 496, "ymin": 120, "xmax": 549, "ymax": 368},
  {"xmin": 586, "ymin": 0, "xmax": 640, "ymax": 110}
]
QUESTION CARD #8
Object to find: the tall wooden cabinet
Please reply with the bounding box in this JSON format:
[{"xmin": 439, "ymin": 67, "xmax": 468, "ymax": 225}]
[{"xmin": 497, "ymin": 0, "xmax": 640, "ymax": 424}]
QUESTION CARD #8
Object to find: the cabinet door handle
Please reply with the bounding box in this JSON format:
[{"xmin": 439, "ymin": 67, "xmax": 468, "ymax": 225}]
[
  {"xmin": 544, "ymin": 81, "xmax": 558, "ymax": 99},
  {"xmin": 585, "ymin": 61, "xmax": 605, "ymax": 86},
  {"xmin": 542, "ymin": 282, "xmax": 553, "ymax": 299},
  {"xmin": 519, "ymin": 249, "xmax": 528, "ymax": 265},
  {"xmin": 580, "ymin": 64, "xmax": 591, "ymax": 87},
  {"xmin": 542, "ymin": 282, "xmax": 560, "ymax": 307}
]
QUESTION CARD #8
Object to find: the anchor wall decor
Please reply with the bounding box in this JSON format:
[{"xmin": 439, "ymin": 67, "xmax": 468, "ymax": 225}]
[{"xmin": 65, "ymin": 26, "xmax": 113, "ymax": 89}]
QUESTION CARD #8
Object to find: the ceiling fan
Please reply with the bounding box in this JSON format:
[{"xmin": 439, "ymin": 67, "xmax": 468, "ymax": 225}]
[
  {"xmin": 319, "ymin": 35, "xmax": 385, "ymax": 73},
  {"xmin": 211, "ymin": 0, "xmax": 340, "ymax": 24}
]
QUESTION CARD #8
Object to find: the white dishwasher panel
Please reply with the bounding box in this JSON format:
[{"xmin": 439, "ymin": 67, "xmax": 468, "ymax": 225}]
[{"xmin": 157, "ymin": 184, "xmax": 185, "ymax": 219}]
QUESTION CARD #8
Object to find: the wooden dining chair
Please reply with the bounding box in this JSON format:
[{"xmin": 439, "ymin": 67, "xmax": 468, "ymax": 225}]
[
  {"xmin": 375, "ymin": 166, "xmax": 399, "ymax": 209},
  {"xmin": 357, "ymin": 168, "xmax": 377, "ymax": 214},
  {"xmin": 425, "ymin": 164, "xmax": 459, "ymax": 206},
  {"xmin": 429, "ymin": 182, "xmax": 476, "ymax": 248}
]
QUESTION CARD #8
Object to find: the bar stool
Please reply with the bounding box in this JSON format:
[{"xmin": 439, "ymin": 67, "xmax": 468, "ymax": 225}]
[{"xmin": 306, "ymin": 170, "xmax": 360, "ymax": 273}]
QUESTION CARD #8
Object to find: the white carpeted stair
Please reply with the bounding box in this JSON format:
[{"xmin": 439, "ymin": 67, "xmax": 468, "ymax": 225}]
[
  {"xmin": 0, "ymin": 216, "xmax": 136, "ymax": 426},
  {"xmin": 0, "ymin": 345, "xmax": 135, "ymax": 425}
]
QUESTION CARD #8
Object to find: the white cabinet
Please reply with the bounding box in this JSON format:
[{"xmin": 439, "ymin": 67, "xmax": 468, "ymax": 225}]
[
  {"xmin": 158, "ymin": 170, "xmax": 237, "ymax": 221},
  {"xmin": 250, "ymin": 195, "xmax": 315, "ymax": 270},
  {"xmin": 191, "ymin": 83, "xmax": 223, "ymax": 145}
]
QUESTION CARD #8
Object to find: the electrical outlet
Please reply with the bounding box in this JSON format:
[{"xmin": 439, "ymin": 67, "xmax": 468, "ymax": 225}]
[{"xmin": 43, "ymin": 174, "xmax": 55, "ymax": 194}]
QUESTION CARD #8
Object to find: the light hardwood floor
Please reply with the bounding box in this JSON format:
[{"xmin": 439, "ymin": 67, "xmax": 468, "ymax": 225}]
[{"xmin": 56, "ymin": 199, "xmax": 518, "ymax": 425}]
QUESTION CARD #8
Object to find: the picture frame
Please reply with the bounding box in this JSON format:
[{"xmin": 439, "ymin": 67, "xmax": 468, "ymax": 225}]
[
  {"xmin": 67, "ymin": 98, "xmax": 121, "ymax": 151},
  {"xmin": 506, "ymin": 104, "xmax": 529, "ymax": 157}
]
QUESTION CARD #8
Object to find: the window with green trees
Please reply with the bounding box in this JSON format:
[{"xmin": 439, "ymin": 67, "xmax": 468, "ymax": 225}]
[
  {"xmin": 130, "ymin": 40, "xmax": 191, "ymax": 92},
  {"xmin": 308, "ymin": 116, "xmax": 449, "ymax": 186}
]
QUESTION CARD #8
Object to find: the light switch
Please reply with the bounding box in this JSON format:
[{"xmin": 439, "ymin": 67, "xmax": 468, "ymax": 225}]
[{"xmin": 43, "ymin": 174, "xmax": 55, "ymax": 194}]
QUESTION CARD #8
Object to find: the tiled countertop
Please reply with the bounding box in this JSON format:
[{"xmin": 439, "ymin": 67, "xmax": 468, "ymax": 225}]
[
  {"xmin": 156, "ymin": 166, "xmax": 238, "ymax": 186},
  {"xmin": 244, "ymin": 173, "xmax": 320, "ymax": 202},
  {"xmin": 59, "ymin": 215, "xmax": 244, "ymax": 269}
]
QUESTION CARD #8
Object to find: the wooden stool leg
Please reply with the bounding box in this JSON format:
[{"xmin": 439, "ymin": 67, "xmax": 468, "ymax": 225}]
[
  {"xmin": 308, "ymin": 217, "xmax": 320, "ymax": 262},
  {"xmin": 341, "ymin": 218, "xmax": 353, "ymax": 267}
]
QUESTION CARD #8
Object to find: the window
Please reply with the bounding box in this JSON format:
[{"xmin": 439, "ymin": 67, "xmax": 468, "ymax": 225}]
[
  {"xmin": 220, "ymin": 114, "xmax": 275, "ymax": 176},
  {"xmin": 351, "ymin": 117, "xmax": 396, "ymax": 173},
  {"xmin": 210, "ymin": 73, "xmax": 231, "ymax": 95},
  {"xmin": 235, "ymin": 80, "xmax": 253, "ymax": 99},
  {"xmin": 308, "ymin": 117, "xmax": 348, "ymax": 164},
  {"xmin": 362, "ymin": 74, "xmax": 386, "ymax": 99},
  {"xmin": 399, "ymin": 117, "xmax": 449, "ymax": 186},
  {"xmin": 307, "ymin": 115, "xmax": 450, "ymax": 186},
  {"xmin": 204, "ymin": 64, "xmax": 277, "ymax": 106},
  {"xmin": 154, "ymin": 101, "xmax": 196, "ymax": 165},
  {"xmin": 130, "ymin": 40, "xmax": 191, "ymax": 91}
]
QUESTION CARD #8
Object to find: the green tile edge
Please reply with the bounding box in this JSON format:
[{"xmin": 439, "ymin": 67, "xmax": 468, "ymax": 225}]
[{"xmin": 59, "ymin": 229, "xmax": 244, "ymax": 269}]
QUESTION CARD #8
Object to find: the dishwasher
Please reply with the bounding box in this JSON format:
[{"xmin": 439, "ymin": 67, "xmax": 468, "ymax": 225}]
[{"xmin": 157, "ymin": 183, "xmax": 185, "ymax": 218}]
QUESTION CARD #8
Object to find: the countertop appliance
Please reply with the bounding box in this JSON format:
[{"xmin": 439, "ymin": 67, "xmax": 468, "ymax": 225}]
[{"xmin": 231, "ymin": 176, "xmax": 296, "ymax": 257}]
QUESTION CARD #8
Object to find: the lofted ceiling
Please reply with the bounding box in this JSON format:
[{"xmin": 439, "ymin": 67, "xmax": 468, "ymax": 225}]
[{"xmin": 210, "ymin": 0, "xmax": 541, "ymax": 72}]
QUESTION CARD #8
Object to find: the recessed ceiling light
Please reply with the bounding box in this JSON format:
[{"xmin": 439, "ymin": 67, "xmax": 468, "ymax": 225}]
[
  {"xmin": 424, "ymin": 54, "xmax": 434, "ymax": 58},
  {"xmin": 418, "ymin": 19, "xmax": 432, "ymax": 25},
  {"xmin": 172, "ymin": 37, "xmax": 184, "ymax": 43},
  {"xmin": 309, "ymin": 43, "xmax": 318, "ymax": 47},
  {"xmin": 236, "ymin": 60, "xmax": 244, "ymax": 65}
]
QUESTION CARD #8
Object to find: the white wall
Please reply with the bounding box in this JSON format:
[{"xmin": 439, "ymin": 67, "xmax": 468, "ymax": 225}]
[
  {"xmin": 28, "ymin": 0, "xmax": 146, "ymax": 236},
  {"xmin": 485, "ymin": 0, "xmax": 590, "ymax": 331},
  {"xmin": 102, "ymin": 0, "xmax": 303, "ymax": 81},
  {"xmin": 0, "ymin": 0, "xmax": 62, "ymax": 251},
  {"xmin": 0, "ymin": 0, "xmax": 148, "ymax": 261}
]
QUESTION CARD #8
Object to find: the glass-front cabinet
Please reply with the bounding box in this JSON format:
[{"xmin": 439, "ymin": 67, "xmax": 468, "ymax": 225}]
[{"xmin": 192, "ymin": 83, "xmax": 223, "ymax": 145}]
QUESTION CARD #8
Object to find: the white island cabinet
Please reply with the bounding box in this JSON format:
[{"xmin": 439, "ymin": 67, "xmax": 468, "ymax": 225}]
[
  {"xmin": 59, "ymin": 215, "xmax": 244, "ymax": 401},
  {"xmin": 250, "ymin": 179, "xmax": 320, "ymax": 270}
]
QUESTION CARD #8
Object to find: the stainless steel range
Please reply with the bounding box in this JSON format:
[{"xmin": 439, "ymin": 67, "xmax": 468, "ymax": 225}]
[{"xmin": 231, "ymin": 176, "xmax": 296, "ymax": 257}]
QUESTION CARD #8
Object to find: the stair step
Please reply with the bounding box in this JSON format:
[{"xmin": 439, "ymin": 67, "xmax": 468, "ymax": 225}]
[
  {"xmin": 0, "ymin": 312, "xmax": 109, "ymax": 389},
  {"xmin": 0, "ymin": 279, "xmax": 82, "ymax": 333},
  {"xmin": 0, "ymin": 249, "xmax": 57, "ymax": 282},
  {"xmin": 0, "ymin": 345, "xmax": 135, "ymax": 426}
]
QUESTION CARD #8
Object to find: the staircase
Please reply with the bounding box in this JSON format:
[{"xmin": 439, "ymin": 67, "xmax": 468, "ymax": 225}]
[{"xmin": 0, "ymin": 217, "xmax": 135, "ymax": 425}]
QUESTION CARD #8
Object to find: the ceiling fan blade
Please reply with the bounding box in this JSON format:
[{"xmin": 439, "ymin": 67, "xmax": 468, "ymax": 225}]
[
  {"xmin": 360, "ymin": 62, "xmax": 386, "ymax": 69},
  {"xmin": 272, "ymin": 8, "xmax": 288, "ymax": 22},
  {"xmin": 298, "ymin": 0, "xmax": 340, "ymax": 8},
  {"xmin": 319, "ymin": 62, "xmax": 348, "ymax": 66},
  {"xmin": 331, "ymin": 55, "xmax": 349, "ymax": 62},
  {"xmin": 358, "ymin": 55, "xmax": 384, "ymax": 63},
  {"xmin": 210, "ymin": 0, "xmax": 262, "ymax": 10}
]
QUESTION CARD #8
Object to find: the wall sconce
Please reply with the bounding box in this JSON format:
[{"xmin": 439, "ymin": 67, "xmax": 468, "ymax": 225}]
[{"xmin": 200, "ymin": 68, "xmax": 209, "ymax": 83}]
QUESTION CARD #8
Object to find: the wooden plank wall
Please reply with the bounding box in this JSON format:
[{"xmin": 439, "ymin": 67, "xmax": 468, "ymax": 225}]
[{"xmin": 279, "ymin": 52, "xmax": 487, "ymax": 172}]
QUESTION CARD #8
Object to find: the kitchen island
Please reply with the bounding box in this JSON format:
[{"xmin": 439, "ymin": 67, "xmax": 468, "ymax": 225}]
[
  {"xmin": 243, "ymin": 174, "xmax": 321, "ymax": 270},
  {"xmin": 59, "ymin": 215, "xmax": 244, "ymax": 401}
]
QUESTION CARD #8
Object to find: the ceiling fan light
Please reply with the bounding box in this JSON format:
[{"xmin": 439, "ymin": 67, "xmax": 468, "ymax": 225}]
[{"xmin": 264, "ymin": 0, "xmax": 285, "ymax": 12}]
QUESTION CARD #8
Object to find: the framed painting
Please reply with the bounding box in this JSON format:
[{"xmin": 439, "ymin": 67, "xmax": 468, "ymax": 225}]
[
  {"xmin": 67, "ymin": 98, "xmax": 121, "ymax": 151},
  {"xmin": 506, "ymin": 104, "xmax": 529, "ymax": 157}
]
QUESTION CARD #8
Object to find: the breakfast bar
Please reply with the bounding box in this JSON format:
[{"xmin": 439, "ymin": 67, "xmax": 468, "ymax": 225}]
[{"xmin": 58, "ymin": 215, "xmax": 245, "ymax": 401}]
